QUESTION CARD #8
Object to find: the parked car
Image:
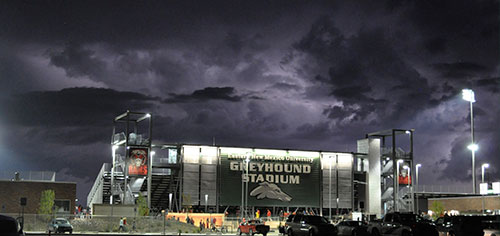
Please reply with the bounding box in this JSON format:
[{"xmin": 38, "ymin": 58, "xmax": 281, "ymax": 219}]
[
  {"xmin": 336, "ymin": 220, "xmax": 368, "ymax": 236},
  {"xmin": 238, "ymin": 219, "xmax": 270, "ymax": 236},
  {"xmin": 0, "ymin": 215, "xmax": 24, "ymax": 236},
  {"xmin": 367, "ymin": 212, "xmax": 438, "ymax": 236},
  {"xmin": 48, "ymin": 218, "xmax": 73, "ymax": 234},
  {"xmin": 435, "ymin": 216, "xmax": 484, "ymax": 236},
  {"xmin": 284, "ymin": 214, "xmax": 337, "ymax": 236},
  {"xmin": 483, "ymin": 220, "xmax": 500, "ymax": 236}
]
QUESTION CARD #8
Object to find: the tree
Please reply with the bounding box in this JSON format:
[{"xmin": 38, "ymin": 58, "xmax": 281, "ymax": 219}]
[
  {"xmin": 429, "ymin": 201, "xmax": 444, "ymax": 220},
  {"xmin": 137, "ymin": 193, "xmax": 149, "ymax": 216},
  {"xmin": 38, "ymin": 189, "xmax": 55, "ymax": 215}
]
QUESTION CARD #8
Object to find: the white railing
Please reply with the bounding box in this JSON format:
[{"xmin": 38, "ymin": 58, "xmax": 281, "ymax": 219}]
[
  {"xmin": 0, "ymin": 171, "xmax": 55, "ymax": 181},
  {"xmin": 87, "ymin": 164, "xmax": 110, "ymax": 206},
  {"xmin": 416, "ymin": 185, "xmax": 473, "ymax": 194}
]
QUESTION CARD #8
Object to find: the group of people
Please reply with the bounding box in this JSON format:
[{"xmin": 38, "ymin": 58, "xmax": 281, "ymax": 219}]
[
  {"xmin": 254, "ymin": 209, "xmax": 273, "ymax": 220},
  {"xmin": 199, "ymin": 217, "xmax": 217, "ymax": 231}
]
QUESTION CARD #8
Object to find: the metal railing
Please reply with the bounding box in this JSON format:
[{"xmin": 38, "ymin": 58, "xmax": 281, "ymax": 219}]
[
  {"xmin": 416, "ymin": 185, "xmax": 473, "ymax": 194},
  {"xmin": 87, "ymin": 164, "xmax": 110, "ymax": 206},
  {"xmin": 0, "ymin": 171, "xmax": 56, "ymax": 182},
  {"xmin": 381, "ymin": 147, "xmax": 411, "ymax": 159}
]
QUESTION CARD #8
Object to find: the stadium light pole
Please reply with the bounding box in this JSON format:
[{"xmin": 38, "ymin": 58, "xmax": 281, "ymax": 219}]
[
  {"xmin": 462, "ymin": 88, "xmax": 477, "ymax": 193},
  {"xmin": 415, "ymin": 164, "xmax": 422, "ymax": 214}
]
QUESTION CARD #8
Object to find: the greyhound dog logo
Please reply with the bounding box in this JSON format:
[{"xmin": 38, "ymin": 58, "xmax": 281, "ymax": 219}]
[{"xmin": 250, "ymin": 182, "xmax": 292, "ymax": 202}]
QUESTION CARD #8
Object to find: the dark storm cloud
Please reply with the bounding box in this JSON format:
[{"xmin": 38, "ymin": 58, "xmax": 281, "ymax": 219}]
[
  {"xmin": 0, "ymin": 0, "xmax": 498, "ymax": 204},
  {"xmin": 432, "ymin": 62, "xmax": 489, "ymax": 79},
  {"xmin": 268, "ymin": 82, "xmax": 301, "ymax": 91},
  {"xmin": 288, "ymin": 16, "xmax": 435, "ymax": 127},
  {"xmin": 476, "ymin": 77, "xmax": 500, "ymax": 93},
  {"xmin": 48, "ymin": 43, "xmax": 106, "ymax": 79},
  {"xmin": 166, "ymin": 87, "xmax": 242, "ymax": 103},
  {"xmin": 0, "ymin": 87, "xmax": 159, "ymax": 128}
]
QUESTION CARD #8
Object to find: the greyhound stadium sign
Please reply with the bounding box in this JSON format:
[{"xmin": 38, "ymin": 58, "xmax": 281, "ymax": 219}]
[{"xmin": 219, "ymin": 148, "xmax": 321, "ymax": 207}]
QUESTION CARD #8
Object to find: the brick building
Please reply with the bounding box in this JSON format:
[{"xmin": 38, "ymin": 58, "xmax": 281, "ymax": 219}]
[
  {"xmin": 0, "ymin": 174, "xmax": 76, "ymax": 214},
  {"xmin": 428, "ymin": 195, "xmax": 500, "ymax": 213}
]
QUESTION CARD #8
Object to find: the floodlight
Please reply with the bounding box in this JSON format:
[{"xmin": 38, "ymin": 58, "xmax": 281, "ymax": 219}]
[
  {"xmin": 462, "ymin": 89, "xmax": 476, "ymax": 103},
  {"xmin": 467, "ymin": 144, "xmax": 478, "ymax": 151}
]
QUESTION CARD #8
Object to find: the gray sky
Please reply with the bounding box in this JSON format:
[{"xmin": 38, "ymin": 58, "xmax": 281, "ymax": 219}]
[{"xmin": 0, "ymin": 0, "xmax": 499, "ymax": 206}]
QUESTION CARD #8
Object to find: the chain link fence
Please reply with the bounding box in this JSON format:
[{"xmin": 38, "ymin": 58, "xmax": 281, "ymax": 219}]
[{"xmin": 3, "ymin": 213, "xmax": 201, "ymax": 233}]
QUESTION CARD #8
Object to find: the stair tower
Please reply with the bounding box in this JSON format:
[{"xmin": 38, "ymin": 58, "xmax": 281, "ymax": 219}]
[
  {"xmin": 111, "ymin": 111, "xmax": 153, "ymax": 208},
  {"xmin": 366, "ymin": 129, "xmax": 415, "ymax": 214}
]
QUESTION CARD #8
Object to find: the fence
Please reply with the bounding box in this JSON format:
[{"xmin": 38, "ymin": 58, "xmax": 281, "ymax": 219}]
[
  {"xmin": 417, "ymin": 185, "xmax": 473, "ymax": 194},
  {"xmin": 3, "ymin": 213, "xmax": 202, "ymax": 233},
  {"xmin": 0, "ymin": 171, "xmax": 56, "ymax": 182}
]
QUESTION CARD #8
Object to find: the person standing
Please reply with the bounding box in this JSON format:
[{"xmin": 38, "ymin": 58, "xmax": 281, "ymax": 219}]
[
  {"xmin": 256, "ymin": 209, "xmax": 260, "ymax": 219},
  {"xmin": 119, "ymin": 217, "xmax": 125, "ymax": 232}
]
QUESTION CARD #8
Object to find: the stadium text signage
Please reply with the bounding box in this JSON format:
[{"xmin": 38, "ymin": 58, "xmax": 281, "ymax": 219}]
[{"xmin": 219, "ymin": 148, "xmax": 321, "ymax": 207}]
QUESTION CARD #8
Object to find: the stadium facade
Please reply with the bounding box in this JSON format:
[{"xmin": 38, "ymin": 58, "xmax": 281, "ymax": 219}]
[{"xmin": 87, "ymin": 111, "xmax": 414, "ymax": 217}]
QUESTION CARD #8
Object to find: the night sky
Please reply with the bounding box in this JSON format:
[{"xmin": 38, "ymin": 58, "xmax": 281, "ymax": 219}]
[{"xmin": 0, "ymin": 0, "xmax": 499, "ymax": 206}]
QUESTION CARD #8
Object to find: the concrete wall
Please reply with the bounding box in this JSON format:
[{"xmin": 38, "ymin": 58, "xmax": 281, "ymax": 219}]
[
  {"xmin": 359, "ymin": 138, "xmax": 382, "ymax": 217},
  {"xmin": 428, "ymin": 195, "xmax": 500, "ymax": 213},
  {"xmin": 0, "ymin": 180, "xmax": 76, "ymax": 214},
  {"xmin": 92, "ymin": 204, "xmax": 137, "ymax": 216}
]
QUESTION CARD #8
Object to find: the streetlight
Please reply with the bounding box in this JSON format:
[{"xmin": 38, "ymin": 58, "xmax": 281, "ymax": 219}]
[
  {"xmin": 241, "ymin": 153, "xmax": 251, "ymax": 221},
  {"xmin": 403, "ymin": 165, "xmax": 412, "ymax": 213},
  {"xmin": 482, "ymin": 163, "xmax": 490, "ymax": 183},
  {"xmin": 396, "ymin": 160, "xmax": 404, "ymax": 211},
  {"xmin": 162, "ymin": 209, "xmax": 166, "ymax": 235},
  {"xmin": 169, "ymin": 193, "xmax": 173, "ymax": 211},
  {"xmin": 245, "ymin": 155, "xmax": 250, "ymax": 219},
  {"xmin": 415, "ymin": 164, "xmax": 422, "ymax": 214},
  {"xmin": 205, "ymin": 194, "xmax": 208, "ymax": 212},
  {"xmin": 328, "ymin": 155, "xmax": 333, "ymax": 220},
  {"xmin": 481, "ymin": 163, "xmax": 489, "ymax": 213},
  {"xmin": 462, "ymin": 88, "xmax": 477, "ymax": 193}
]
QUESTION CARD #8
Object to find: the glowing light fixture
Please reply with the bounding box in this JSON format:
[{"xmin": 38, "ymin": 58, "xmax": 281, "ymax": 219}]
[
  {"xmin": 462, "ymin": 89, "xmax": 476, "ymax": 103},
  {"xmin": 467, "ymin": 144, "xmax": 478, "ymax": 151}
]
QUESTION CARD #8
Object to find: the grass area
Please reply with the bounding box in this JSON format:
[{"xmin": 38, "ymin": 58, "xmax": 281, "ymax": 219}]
[{"xmin": 16, "ymin": 214, "xmax": 199, "ymax": 233}]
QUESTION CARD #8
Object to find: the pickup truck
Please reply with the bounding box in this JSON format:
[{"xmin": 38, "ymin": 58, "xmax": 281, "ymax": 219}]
[
  {"xmin": 238, "ymin": 219, "xmax": 270, "ymax": 236},
  {"xmin": 367, "ymin": 212, "xmax": 437, "ymax": 236}
]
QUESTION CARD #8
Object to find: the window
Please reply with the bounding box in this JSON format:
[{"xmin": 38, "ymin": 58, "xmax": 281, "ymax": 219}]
[
  {"xmin": 54, "ymin": 200, "xmax": 70, "ymax": 213},
  {"xmin": 293, "ymin": 215, "xmax": 302, "ymax": 223},
  {"xmin": 384, "ymin": 214, "xmax": 393, "ymax": 223}
]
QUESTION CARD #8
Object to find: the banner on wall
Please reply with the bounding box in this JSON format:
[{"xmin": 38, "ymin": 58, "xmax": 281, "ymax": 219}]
[
  {"xmin": 219, "ymin": 148, "xmax": 321, "ymax": 207},
  {"xmin": 128, "ymin": 147, "xmax": 148, "ymax": 176},
  {"xmin": 398, "ymin": 161, "xmax": 412, "ymax": 185}
]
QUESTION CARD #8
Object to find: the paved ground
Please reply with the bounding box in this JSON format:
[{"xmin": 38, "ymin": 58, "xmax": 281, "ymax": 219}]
[{"xmin": 26, "ymin": 232, "xmax": 282, "ymax": 236}]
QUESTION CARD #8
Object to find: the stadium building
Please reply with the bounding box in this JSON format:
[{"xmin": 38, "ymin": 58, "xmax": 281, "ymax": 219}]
[{"xmin": 87, "ymin": 111, "xmax": 415, "ymax": 217}]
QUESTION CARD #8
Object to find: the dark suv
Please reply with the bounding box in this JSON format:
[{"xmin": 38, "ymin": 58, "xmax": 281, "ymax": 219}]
[
  {"xmin": 284, "ymin": 214, "xmax": 337, "ymax": 236},
  {"xmin": 435, "ymin": 216, "xmax": 486, "ymax": 236},
  {"xmin": 368, "ymin": 212, "xmax": 438, "ymax": 236},
  {"xmin": 0, "ymin": 215, "xmax": 24, "ymax": 236}
]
